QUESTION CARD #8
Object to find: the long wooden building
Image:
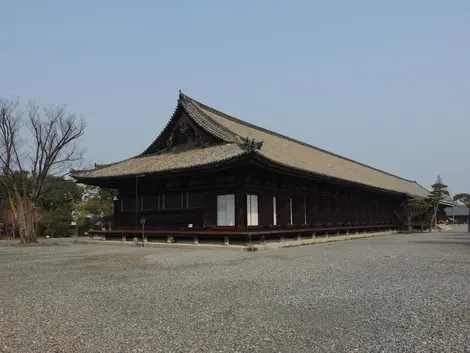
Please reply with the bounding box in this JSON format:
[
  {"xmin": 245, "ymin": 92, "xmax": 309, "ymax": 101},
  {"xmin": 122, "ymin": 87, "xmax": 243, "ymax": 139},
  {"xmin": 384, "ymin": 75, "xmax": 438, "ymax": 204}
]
[{"xmin": 72, "ymin": 92, "xmax": 433, "ymax": 244}]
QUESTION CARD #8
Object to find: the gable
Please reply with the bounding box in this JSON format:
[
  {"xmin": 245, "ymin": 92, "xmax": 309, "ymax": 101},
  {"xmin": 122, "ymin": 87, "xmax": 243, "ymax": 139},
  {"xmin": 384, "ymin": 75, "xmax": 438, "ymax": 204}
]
[{"xmin": 141, "ymin": 106, "xmax": 222, "ymax": 155}]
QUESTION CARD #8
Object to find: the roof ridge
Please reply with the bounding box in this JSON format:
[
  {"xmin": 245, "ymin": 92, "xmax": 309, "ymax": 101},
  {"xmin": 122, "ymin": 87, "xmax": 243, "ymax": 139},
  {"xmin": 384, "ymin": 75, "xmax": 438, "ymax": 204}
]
[
  {"xmin": 181, "ymin": 92, "xmax": 419, "ymax": 185},
  {"xmin": 413, "ymin": 181, "xmax": 431, "ymax": 194},
  {"xmin": 179, "ymin": 94, "xmax": 241, "ymax": 143}
]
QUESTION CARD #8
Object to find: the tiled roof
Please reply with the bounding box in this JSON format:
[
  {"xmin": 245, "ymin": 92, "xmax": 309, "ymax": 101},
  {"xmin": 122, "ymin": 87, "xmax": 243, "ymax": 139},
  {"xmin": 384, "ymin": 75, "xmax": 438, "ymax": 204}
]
[
  {"xmin": 445, "ymin": 205, "xmax": 469, "ymax": 217},
  {"xmin": 182, "ymin": 95, "xmax": 429, "ymax": 197},
  {"xmin": 73, "ymin": 144, "xmax": 246, "ymax": 178},
  {"xmin": 72, "ymin": 92, "xmax": 430, "ymax": 197}
]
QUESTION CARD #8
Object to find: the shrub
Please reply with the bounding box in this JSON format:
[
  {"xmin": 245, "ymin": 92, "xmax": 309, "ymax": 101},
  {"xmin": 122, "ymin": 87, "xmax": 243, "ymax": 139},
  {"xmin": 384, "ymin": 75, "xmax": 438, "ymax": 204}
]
[{"xmin": 44, "ymin": 229, "xmax": 56, "ymax": 238}]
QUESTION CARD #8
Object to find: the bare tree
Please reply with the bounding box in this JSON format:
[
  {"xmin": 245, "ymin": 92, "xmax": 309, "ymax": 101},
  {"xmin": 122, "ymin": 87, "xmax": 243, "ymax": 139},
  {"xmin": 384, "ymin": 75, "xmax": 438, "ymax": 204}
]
[{"xmin": 0, "ymin": 97, "xmax": 85, "ymax": 243}]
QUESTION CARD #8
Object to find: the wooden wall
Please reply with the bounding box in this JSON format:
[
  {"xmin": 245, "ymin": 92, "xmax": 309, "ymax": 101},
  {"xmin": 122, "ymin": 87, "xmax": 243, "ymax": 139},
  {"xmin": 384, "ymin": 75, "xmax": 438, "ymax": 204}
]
[{"xmin": 112, "ymin": 163, "xmax": 403, "ymax": 231}]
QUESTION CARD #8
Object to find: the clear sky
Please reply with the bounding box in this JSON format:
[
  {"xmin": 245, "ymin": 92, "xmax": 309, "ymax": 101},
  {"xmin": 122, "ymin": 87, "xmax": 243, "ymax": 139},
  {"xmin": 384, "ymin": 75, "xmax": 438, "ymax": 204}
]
[{"xmin": 2, "ymin": 0, "xmax": 469, "ymax": 194}]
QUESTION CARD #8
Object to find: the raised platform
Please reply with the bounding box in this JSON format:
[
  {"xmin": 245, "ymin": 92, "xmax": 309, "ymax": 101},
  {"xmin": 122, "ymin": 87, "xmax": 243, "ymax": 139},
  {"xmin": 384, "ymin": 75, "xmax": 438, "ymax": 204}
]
[
  {"xmin": 76, "ymin": 229, "xmax": 398, "ymax": 251},
  {"xmin": 90, "ymin": 223, "xmax": 399, "ymax": 245}
]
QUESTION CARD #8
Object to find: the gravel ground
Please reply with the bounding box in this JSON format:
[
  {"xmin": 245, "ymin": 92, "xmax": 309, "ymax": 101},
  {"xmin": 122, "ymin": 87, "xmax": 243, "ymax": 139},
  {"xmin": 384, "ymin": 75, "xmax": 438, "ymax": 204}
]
[{"xmin": 1, "ymin": 226, "xmax": 469, "ymax": 353}]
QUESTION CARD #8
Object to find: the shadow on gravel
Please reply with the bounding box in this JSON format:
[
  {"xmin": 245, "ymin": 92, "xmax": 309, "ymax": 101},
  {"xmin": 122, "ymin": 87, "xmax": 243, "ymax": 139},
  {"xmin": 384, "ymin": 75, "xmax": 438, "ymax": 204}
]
[{"xmin": 410, "ymin": 240, "xmax": 470, "ymax": 247}]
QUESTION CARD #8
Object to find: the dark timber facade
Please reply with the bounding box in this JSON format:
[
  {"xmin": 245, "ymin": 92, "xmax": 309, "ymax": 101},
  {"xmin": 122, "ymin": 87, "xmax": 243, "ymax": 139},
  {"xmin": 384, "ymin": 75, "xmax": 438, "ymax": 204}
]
[{"xmin": 72, "ymin": 92, "xmax": 432, "ymax": 244}]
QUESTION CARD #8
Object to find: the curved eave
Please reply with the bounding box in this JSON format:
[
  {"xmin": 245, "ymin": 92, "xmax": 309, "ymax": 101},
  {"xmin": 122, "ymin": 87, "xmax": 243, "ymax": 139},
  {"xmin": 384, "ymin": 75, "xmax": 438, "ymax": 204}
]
[
  {"xmin": 74, "ymin": 146, "xmax": 430, "ymax": 199},
  {"xmin": 72, "ymin": 150, "xmax": 251, "ymax": 184}
]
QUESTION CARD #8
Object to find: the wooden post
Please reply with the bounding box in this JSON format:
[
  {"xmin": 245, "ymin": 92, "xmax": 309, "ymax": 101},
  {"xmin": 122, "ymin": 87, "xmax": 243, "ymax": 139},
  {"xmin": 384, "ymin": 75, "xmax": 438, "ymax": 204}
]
[
  {"xmin": 193, "ymin": 236, "xmax": 199, "ymax": 244},
  {"xmin": 113, "ymin": 198, "xmax": 121, "ymax": 228},
  {"xmin": 140, "ymin": 218, "xmax": 146, "ymax": 247},
  {"xmin": 235, "ymin": 174, "xmax": 247, "ymax": 231}
]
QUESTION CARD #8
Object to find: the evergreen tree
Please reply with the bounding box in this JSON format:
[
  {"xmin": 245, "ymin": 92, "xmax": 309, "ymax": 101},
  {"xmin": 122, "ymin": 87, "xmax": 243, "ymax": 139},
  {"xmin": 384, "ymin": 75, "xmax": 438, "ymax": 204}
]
[
  {"xmin": 398, "ymin": 197, "xmax": 433, "ymax": 231},
  {"xmin": 428, "ymin": 175, "xmax": 449, "ymax": 231}
]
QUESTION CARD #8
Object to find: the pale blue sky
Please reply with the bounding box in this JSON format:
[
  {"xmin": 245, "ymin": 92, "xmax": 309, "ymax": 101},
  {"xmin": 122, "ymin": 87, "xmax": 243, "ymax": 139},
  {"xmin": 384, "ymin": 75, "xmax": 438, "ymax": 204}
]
[{"xmin": 2, "ymin": 1, "xmax": 469, "ymax": 194}]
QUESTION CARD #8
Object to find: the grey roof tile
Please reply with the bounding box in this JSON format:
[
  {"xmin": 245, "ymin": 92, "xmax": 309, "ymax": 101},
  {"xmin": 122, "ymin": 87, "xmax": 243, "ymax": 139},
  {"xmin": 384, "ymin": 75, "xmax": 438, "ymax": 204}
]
[{"xmin": 74, "ymin": 144, "xmax": 246, "ymax": 178}]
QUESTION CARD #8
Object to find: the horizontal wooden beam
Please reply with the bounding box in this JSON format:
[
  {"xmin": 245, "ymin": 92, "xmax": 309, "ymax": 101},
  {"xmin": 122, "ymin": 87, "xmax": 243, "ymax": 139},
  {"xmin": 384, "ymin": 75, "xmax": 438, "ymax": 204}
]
[{"xmin": 91, "ymin": 223, "xmax": 396, "ymax": 237}]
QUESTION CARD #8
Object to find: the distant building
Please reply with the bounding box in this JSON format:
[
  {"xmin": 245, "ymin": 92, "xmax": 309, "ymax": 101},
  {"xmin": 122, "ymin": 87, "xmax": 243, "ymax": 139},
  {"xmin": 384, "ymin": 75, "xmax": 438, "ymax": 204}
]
[{"xmin": 445, "ymin": 205, "xmax": 469, "ymax": 224}]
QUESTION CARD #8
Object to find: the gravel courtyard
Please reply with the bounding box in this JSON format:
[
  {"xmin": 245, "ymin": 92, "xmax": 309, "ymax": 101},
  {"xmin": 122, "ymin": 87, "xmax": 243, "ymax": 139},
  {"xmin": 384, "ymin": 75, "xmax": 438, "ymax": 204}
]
[{"xmin": 1, "ymin": 227, "xmax": 469, "ymax": 353}]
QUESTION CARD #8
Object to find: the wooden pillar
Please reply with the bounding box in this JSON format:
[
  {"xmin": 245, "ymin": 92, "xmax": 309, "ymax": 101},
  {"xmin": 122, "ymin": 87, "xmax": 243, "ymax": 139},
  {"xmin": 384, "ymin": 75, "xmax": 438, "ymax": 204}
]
[
  {"xmin": 236, "ymin": 187, "xmax": 247, "ymax": 231},
  {"xmin": 113, "ymin": 199, "xmax": 121, "ymax": 228},
  {"xmin": 203, "ymin": 190, "xmax": 217, "ymax": 228},
  {"xmin": 326, "ymin": 190, "xmax": 332, "ymax": 225},
  {"xmin": 358, "ymin": 197, "xmax": 363, "ymax": 224},
  {"xmin": 344, "ymin": 193, "xmax": 350, "ymax": 225},
  {"xmin": 135, "ymin": 177, "xmax": 140, "ymax": 227},
  {"xmin": 351, "ymin": 197, "xmax": 356, "ymax": 225},
  {"xmin": 313, "ymin": 193, "xmax": 319, "ymax": 226},
  {"xmin": 331, "ymin": 193, "xmax": 337, "ymax": 225}
]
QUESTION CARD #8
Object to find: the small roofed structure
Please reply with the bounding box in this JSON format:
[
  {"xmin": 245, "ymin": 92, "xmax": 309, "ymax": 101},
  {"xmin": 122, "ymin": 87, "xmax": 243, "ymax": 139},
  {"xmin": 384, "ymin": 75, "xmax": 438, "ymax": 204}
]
[
  {"xmin": 72, "ymin": 91, "xmax": 434, "ymax": 244},
  {"xmin": 445, "ymin": 205, "xmax": 469, "ymax": 224}
]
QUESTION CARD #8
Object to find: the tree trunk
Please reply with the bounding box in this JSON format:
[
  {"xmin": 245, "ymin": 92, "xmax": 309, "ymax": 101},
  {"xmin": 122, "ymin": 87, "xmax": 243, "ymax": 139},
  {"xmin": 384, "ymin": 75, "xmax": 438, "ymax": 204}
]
[
  {"xmin": 14, "ymin": 195, "xmax": 37, "ymax": 244},
  {"xmin": 430, "ymin": 202, "xmax": 439, "ymax": 232}
]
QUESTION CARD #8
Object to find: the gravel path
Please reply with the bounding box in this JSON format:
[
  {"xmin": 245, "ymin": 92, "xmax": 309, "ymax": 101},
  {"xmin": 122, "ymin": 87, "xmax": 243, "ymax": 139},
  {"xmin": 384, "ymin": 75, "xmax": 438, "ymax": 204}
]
[{"xmin": 1, "ymin": 226, "xmax": 469, "ymax": 352}]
